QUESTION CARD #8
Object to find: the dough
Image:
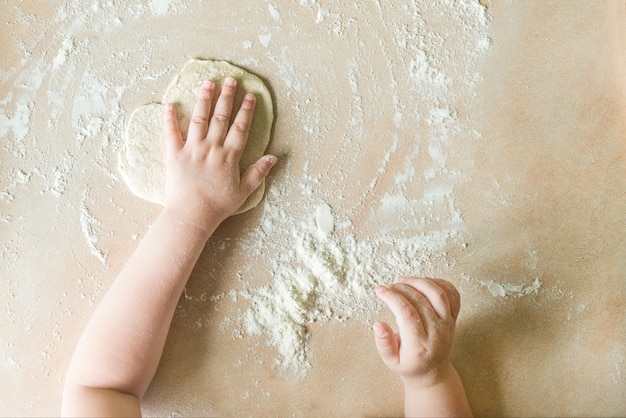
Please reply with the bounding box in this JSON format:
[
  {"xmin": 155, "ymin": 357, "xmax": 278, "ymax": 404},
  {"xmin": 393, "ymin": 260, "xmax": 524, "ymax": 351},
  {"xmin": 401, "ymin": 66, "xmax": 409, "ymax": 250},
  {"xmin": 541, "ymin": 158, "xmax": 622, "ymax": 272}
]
[{"xmin": 118, "ymin": 59, "xmax": 274, "ymax": 214}]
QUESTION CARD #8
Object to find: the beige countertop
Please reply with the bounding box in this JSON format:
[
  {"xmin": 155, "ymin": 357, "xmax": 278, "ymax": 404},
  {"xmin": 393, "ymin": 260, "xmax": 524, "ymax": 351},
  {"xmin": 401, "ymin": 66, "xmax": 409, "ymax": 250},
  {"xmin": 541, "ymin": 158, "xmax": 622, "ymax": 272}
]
[{"xmin": 1, "ymin": 1, "xmax": 625, "ymax": 416}]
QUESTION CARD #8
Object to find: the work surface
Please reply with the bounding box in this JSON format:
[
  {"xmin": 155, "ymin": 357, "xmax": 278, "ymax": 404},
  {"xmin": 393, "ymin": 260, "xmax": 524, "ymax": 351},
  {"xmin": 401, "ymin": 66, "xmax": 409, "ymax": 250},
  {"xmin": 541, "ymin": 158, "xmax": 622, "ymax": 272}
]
[{"xmin": 1, "ymin": 1, "xmax": 625, "ymax": 416}]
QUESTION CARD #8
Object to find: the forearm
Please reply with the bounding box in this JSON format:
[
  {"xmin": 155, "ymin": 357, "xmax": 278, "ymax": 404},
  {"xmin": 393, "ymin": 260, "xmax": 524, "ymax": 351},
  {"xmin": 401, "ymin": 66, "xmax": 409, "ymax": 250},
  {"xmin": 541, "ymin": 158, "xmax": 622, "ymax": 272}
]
[
  {"xmin": 403, "ymin": 363, "xmax": 472, "ymax": 418},
  {"xmin": 64, "ymin": 208, "xmax": 216, "ymax": 399},
  {"xmin": 63, "ymin": 77, "xmax": 276, "ymax": 416}
]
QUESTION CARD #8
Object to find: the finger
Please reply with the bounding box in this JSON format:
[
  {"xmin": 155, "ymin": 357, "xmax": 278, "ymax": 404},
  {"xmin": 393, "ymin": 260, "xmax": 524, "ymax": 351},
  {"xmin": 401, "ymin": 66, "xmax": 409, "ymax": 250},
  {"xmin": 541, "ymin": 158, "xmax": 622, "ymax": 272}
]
[
  {"xmin": 396, "ymin": 277, "xmax": 452, "ymax": 321},
  {"xmin": 186, "ymin": 80, "xmax": 215, "ymax": 143},
  {"xmin": 224, "ymin": 93, "xmax": 256, "ymax": 160},
  {"xmin": 390, "ymin": 281, "xmax": 442, "ymax": 332},
  {"xmin": 376, "ymin": 285, "xmax": 425, "ymax": 347},
  {"xmin": 163, "ymin": 103, "xmax": 183, "ymax": 156},
  {"xmin": 372, "ymin": 321, "xmax": 400, "ymax": 367},
  {"xmin": 431, "ymin": 278, "xmax": 461, "ymax": 320},
  {"xmin": 240, "ymin": 154, "xmax": 278, "ymax": 195},
  {"xmin": 206, "ymin": 77, "xmax": 237, "ymax": 145}
]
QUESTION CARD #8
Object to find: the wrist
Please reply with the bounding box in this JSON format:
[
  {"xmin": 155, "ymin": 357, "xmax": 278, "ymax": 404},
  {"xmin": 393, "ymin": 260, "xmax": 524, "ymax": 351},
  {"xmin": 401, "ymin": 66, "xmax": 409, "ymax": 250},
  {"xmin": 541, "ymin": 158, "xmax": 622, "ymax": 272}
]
[
  {"xmin": 401, "ymin": 362, "xmax": 472, "ymax": 417},
  {"xmin": 159, "ymin": 207, "xmax": 221, "ymax": 241},
  {"xmin": 401, "ymin": 360, "xmax": 456, "ymax": 391}
]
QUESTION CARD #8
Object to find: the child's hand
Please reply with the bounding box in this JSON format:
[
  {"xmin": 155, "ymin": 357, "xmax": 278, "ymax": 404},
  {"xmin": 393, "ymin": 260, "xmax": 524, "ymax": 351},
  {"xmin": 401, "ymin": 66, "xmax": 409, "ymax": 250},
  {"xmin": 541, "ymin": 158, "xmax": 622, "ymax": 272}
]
[
  {"xmin": 373, "ymin": 276, "xmax": 461, "ymax": 388},
  {"xmin": 162, "ymin": 78, "xmax": 277, "ymax": 231}
]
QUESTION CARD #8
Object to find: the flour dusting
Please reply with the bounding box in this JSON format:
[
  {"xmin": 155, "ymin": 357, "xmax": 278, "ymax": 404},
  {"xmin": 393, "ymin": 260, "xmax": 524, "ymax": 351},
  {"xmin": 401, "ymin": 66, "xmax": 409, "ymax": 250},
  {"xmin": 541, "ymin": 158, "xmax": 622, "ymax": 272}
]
[
  {"xmin": 206, "ymin": 0, "xmax": 494, "ymax": 378},
  {"xmin": 79, "ymin": 196, "xmax": 108, "ymax": 263},
  {"xmin": 2, "ymin": 0, "xmax": 492, "ymax": 405},
  {"xmin": 0, "ymin": 0, "xmax": 493, "ymax": 384}
]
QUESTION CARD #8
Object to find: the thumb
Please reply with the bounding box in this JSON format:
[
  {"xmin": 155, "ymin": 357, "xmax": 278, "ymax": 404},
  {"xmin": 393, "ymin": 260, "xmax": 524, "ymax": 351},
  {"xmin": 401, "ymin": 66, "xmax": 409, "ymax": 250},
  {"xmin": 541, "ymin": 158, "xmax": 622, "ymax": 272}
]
[
  {"xmin": 241, "ymin": 154, "xmax": 278, "ymax": 194},
  {"xmin": 162, "ymin": 103, "xmax": 183, "ymax": 156},
  {"xmin": 373, "ymin": 321, "xmax": 400, "ymax": 366}
]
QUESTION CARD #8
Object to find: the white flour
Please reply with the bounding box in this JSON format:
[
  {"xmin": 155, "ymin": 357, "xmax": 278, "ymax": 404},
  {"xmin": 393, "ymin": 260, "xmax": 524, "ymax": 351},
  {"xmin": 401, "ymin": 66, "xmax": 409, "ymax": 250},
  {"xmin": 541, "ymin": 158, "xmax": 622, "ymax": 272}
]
[
  {"xmin": 79, "ymin": 193, "xmax": 108, "ymax": 263},
  {"xmin": 228, "ymin": 182, "xmax": 459, "ymax": 377}
]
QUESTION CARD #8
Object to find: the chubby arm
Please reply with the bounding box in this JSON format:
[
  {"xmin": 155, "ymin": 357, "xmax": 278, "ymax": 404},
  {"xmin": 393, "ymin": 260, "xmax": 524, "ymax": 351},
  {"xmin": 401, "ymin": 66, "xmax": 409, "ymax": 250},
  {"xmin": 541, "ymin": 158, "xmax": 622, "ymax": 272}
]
[
  {"xmin": 62, "ymin": 78, "xmax": 277, "ymax": 417},
  {"xmin": 373, "ymin": 277, "xmax": 472, "ymax": 418},
  {"xmin": 61, "ymin": 210, "xmax": 212, "ymax": 417}
]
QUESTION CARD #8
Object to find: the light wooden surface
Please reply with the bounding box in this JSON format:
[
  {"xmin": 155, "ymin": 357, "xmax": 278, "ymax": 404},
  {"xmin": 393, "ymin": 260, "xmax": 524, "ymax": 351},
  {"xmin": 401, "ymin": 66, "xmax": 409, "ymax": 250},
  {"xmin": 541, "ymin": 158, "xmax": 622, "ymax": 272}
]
[{"xmin": 1, "ymin": 1, "xmax": 625, "ymax": 416}]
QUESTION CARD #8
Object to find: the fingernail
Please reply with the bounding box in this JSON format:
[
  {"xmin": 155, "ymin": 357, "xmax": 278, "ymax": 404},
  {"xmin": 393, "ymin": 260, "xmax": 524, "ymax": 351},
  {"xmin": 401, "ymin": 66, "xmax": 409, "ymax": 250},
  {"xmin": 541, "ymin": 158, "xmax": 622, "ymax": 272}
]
[
  {"xmin": 202, "ymin": 80, "xmax": 214, "ymax": 90},
  {"xmin": 373, "ymin": 323, "xmax": 388, "ymax": 338},
  {"xmin": 225, "ymin": 77, "xmax": 236, "ymax": 86},
  {"xmin": 245, "ymin": 93, "xmax": 256, "ymax": 102},
  {"xmin": 265, "ymin": 155, "xmax": 278, "ymax": 166}
]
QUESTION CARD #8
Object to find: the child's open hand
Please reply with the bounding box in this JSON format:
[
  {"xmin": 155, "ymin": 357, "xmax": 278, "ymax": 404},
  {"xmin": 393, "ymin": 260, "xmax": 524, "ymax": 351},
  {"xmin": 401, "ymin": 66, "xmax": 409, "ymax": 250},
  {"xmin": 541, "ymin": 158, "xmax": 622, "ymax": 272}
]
[
  {"xmin": 162, "ymin": 78, "xmax": 277, "ymax": 231},
  {"xmin": 373, "ymin": 276, "xmax": 461, "ymax": 388}
]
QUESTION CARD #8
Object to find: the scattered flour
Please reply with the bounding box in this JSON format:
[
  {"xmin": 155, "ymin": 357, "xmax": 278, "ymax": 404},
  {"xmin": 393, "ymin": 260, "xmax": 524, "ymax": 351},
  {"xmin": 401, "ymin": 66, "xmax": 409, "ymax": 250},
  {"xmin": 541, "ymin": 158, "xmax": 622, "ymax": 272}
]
[
  {"xmin": 258, "ymin": 33, "xmax": 272, "ymax": 48},
  {"xmin": 2, "ymin": 355, "xmax": 20, "ymax": 372},
  {"xmin": 79, "ymin": 194, "xmax": 108, "ymax": 263},
  {"xmin": 204, "ymin": 0, "xmax": 495, "ymax": 378},
  {"xmin": 480, "ymin": 277, "xmax": 543, "ymax": 298},
  {"xmin": 224, "ymin": 177, "xmax": 463, "ymax": 378},
  {"xmin": 268, "ymin": 4, "xmax": 281, "ymax": 22},
  {"xmin": 2, "ymin": 0, "xmax": 497, "ymax": 388},
  {"xmin": 315, "ymin": 202, "xmax": 335, "ymax": 237},
  {"xmin": 52, "ymin": 36, "xmax": 75, "ymax": 70},
  {"xmin": 1, "ymin": 0, "xmax": 180, "ymax": 266},
  {"xmin": 2, "ymin": 1, "xmax": 624, "ymax": 415},
  {"xmin": 150, "ymin": 0, "xmax": 176, "ymax": 16},
  {"xmin": 613, "ymin": 349, "xmax": 624, "ymax": 384}
]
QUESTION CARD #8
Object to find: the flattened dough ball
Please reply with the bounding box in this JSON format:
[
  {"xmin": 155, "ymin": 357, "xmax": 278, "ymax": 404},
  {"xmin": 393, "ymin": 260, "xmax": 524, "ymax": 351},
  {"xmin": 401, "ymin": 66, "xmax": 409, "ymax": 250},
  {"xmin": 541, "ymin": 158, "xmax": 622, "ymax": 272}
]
[{"xmin": 119, "ymin": 59, "xmax": 274, "ymax": 215}]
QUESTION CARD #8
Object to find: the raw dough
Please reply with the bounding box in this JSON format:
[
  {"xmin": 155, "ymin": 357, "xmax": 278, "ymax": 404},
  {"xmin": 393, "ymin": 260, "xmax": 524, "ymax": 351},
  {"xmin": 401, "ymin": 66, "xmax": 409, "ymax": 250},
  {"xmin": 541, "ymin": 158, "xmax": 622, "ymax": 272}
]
[{"xmin": 119, "ymin": 59, "xmax": 274, "ymax": 214}]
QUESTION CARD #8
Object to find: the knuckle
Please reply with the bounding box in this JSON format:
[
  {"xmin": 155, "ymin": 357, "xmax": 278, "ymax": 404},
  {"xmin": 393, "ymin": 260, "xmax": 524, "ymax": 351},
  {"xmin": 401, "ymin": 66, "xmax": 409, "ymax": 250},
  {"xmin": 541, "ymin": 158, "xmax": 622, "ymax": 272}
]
[
  {"xmin": 418, "ymin": 279, "xmax": 447, "ymax": 304},
  {"xmin": 211, "ymin": 114, "xmax": 229, "ymax": 125},
  {"xmin": 234, "ymin": 121, "xmax": 250, "ymax": 133},
  {"xmin": 221, "ymin": 86, "xmax": 235, "ymax": 96},
  {"xmin": 399, "ymin": 303, "xmax": 419, "ymax": 322},
  {"xmin": 444, "ymin": 281, "xmax": 460, "ymax": 299},
  {"xmin": 413, "ymin": 344, "xmax": 428, "ymax": 358},
  {"xmin": 192, "ymin": 114, "xmax": 209, "ymax": 125},
  {"xmin": 164, "ymin": 126, "xmax": 178, "ymax": 136},
  {"xmin": 432, "ymin": 286, "xmax": 447, "ymax": 302},
  {"xmin": 240, "ymin": 99, "xmax": 255, "ymax": 111}
]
